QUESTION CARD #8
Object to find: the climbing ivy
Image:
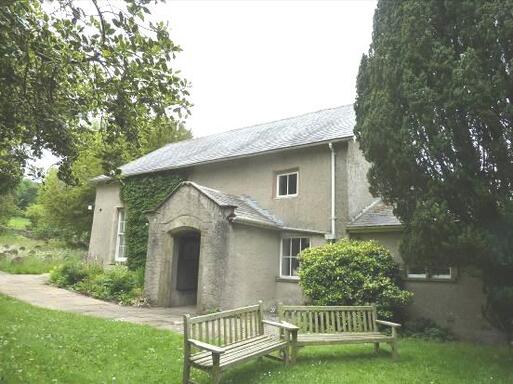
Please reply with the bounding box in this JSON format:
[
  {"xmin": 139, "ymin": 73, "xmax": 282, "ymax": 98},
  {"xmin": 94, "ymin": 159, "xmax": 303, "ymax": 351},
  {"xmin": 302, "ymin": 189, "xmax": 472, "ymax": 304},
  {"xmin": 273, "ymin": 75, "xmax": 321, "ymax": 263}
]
[{"xmin": 120, "ymin": 172, "xmax": 184, "ymax": 270}]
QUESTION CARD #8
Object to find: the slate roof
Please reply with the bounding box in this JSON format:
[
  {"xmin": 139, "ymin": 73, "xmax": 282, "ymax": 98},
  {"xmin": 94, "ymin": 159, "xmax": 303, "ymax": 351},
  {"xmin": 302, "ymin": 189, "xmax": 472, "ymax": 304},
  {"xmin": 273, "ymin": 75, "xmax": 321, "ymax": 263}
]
[
  {"xmin": 188, "ymin": 182, "xmax": 284, "ymax": 229},
  {"xmin": 347, "ymin": 200, "xmax": 403, "ymax": 230},
  {"xmin": 93, "ymin": 105, "xmax": 355, "ymax": 181}
]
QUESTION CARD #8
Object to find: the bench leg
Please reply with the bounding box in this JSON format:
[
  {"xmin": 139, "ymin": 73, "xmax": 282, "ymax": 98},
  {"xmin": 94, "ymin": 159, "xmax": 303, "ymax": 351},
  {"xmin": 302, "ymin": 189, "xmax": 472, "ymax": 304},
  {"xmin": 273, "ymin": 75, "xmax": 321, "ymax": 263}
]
[
  {"xmin": 374, "ymin": 343, "xmax": 380, "ymax": 353},
  {"xmin": 211, "ymin": 354, "xmax": 222, "ymax": 384},
  {"xmin": 283, "ymin": 346, "xmax": 290, "ymax": 366},
  {"xmin": 182, "ymin": 359, "xmax": 191, "ymax": 384},
  {"xmin": 390, "ymin": 341, "xmax": 398, "ymax": 360}
]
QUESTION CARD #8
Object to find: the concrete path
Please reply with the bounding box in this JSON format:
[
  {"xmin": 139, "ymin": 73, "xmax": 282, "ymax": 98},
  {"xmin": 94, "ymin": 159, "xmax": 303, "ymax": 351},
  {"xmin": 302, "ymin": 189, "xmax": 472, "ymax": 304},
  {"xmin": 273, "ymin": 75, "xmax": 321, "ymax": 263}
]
[{"xmin": 0, "ymin": 271, "xmax": 194, "ymax": 332}]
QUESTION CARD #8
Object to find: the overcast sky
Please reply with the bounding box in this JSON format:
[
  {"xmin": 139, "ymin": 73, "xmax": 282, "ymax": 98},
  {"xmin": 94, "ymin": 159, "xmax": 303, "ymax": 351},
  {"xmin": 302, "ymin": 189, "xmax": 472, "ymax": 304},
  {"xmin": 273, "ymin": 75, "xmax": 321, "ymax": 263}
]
[{"xmin": 36, "ymin": 0, "xmax": 377, "ymax": 170}]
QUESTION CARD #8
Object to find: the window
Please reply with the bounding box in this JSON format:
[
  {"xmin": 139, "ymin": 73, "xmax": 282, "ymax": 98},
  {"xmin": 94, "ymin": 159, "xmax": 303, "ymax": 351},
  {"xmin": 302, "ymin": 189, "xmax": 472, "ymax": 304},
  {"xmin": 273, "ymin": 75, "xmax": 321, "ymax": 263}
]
[
  {"xmin": 276, "ymin": 171, "xmax": 298, "ymax": 197},
  {"xmin": 430, "ymin": 267, "xmax": 452, "ymax": 279},
  {"xmin": 114, "ymin": 208, "xmax": 127, "ymax": 262},
  {"xmin": 406, "ymin": 266, "xmax": 427, "ymax": 279},
  {"xmin": 281, "ymin": 237, "xmax": 310, "ymax": 278},
  {"xmin": 406, "ymin": 266, "xmax": 453, "ymax": 280}
]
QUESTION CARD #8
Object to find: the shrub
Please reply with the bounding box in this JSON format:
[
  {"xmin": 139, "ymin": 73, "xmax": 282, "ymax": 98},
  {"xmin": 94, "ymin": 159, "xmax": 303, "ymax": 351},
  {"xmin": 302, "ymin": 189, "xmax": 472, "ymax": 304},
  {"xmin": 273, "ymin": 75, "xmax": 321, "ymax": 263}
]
[
  {"xmin": 50, "ymin": 261, "xmax": 144, "ymax": 305},
  {"xmin": 298, "ymin": 239, "xmax": 413, "ymax": 320},
  {"xmin": 50, "ymin": 261, "xmax": 101, "ymax": 287},
  {"xmin": 403, "ymin": 318, "xmax": 457, "ymax": 342}
]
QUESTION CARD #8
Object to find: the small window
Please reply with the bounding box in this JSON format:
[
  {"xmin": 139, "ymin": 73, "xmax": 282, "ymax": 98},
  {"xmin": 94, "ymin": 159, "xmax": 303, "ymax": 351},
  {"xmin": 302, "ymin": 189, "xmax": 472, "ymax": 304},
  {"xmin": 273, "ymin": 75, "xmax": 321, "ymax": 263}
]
[
  {"xmin": 406, "ymin": 266, "xmax": 453, "ymax": 280},
  {"xmin": 430, "ymin": 267, "xmax": 452, "ymax": 279},
  {"xmin": 276, "ymin": 172, "xmax": 298, "ymax": 197},
  {"xmin": 114, "ymin": 208, "xmax": 127, "ymax": 262},
  {"xmin": 281, "ymin": 237, "xmax": 310, "ymax": 278},
  {"xmin": 406, "ymin": 266, "xmax": 427, "ymax": 279}
]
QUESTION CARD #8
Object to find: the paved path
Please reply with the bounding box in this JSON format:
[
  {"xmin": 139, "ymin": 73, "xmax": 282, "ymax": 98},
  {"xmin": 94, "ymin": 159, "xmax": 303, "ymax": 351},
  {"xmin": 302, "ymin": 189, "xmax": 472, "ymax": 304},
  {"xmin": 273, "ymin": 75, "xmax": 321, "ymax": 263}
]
[{"xmin": 0, "ymin": 271, "xmax": 194, "ymax": 332}]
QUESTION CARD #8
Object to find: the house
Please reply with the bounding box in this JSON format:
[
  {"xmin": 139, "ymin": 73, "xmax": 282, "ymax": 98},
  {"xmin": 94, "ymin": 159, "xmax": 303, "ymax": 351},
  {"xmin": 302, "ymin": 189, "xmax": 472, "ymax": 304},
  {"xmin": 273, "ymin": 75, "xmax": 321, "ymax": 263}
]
[{"xmin": 88, "ymin": 105, "xmax": 502, "ymax": 342}]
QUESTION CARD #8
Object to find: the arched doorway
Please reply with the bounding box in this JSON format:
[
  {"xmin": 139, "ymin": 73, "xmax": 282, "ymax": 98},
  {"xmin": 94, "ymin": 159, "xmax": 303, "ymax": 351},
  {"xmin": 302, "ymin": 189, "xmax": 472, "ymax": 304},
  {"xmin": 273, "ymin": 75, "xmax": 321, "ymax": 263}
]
[{"xmin": 172, "ymin": 230, "xmax": 200, "ymax": 306}]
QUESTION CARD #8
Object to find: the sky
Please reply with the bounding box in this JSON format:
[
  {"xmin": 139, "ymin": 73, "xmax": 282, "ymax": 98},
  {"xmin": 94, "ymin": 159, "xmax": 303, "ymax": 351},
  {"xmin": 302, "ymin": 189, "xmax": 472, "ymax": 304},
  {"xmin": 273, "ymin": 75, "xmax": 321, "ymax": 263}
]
[{"xmin": 35, "ymin": 0, "xmax": 377, "ymax": 170}]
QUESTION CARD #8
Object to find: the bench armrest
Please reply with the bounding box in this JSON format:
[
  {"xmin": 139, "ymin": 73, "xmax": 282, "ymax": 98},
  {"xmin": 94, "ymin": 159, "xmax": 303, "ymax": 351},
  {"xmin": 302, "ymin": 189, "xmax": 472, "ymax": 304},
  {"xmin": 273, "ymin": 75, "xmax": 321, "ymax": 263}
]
[
  {"xmin": 376, "ymin": 320, "xmax": 402, "ymax": 328},
  {"xmin": 187, "ymin": 338, "xmax": 226, "ymax": 354},
  {"xmin": 262, "ymin": 319, "xmax": 299, "ymax": 331}
]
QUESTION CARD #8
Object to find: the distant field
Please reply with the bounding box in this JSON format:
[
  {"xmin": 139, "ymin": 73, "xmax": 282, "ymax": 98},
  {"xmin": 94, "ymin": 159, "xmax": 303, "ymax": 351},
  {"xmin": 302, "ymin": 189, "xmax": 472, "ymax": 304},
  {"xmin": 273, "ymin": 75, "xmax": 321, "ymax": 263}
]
[{"xmin": 0, "ymin": 229, "xmax": 84, "ymax": 274}]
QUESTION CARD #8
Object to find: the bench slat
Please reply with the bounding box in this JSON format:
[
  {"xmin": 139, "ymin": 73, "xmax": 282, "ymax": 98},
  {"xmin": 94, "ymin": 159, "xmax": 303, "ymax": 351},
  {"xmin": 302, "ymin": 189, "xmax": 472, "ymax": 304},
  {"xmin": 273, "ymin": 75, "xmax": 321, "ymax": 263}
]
[{"xmin": 191, "ymin": 336, "xmax": 286, "ymax": 368}]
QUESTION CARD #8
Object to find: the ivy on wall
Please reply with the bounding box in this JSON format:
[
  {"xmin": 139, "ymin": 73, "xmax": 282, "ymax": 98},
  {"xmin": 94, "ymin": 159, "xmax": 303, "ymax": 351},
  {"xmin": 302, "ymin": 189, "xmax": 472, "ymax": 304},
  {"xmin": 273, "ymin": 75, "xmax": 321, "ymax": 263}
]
[{"xmin": 120, "ymin": 172, "xmax": 184, "ymax": 270}]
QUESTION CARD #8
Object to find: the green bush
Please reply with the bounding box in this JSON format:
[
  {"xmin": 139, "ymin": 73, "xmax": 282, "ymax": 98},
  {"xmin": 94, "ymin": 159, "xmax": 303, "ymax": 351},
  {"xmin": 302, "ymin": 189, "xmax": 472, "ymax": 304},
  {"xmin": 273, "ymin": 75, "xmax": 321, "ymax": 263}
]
[
  {"xmin": 50, "ymin": 261, "xmax": 144, "ymax": 305},
  {"xmin": 50, "ymin": 261, "xmax": 101, "ymax": 287},
  {"xmin": 403, "ymin": 318, "xmax": 457, "ymax": 342},
  {"xmin": 298, "ymin": 239, "xmax": 413, "ymax": 320}
]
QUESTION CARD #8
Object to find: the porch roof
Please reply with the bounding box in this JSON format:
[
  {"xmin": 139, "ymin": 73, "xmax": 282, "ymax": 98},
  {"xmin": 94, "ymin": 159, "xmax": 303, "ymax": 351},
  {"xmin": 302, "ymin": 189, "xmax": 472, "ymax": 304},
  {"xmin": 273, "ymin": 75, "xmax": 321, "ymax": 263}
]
[
  {"xmin": 190, "ymin": 182, "xmax": 284, "ymax": 229},
  {"xmin": 347, "ymin": 200, "xmax": 403, "ymax": 232}
]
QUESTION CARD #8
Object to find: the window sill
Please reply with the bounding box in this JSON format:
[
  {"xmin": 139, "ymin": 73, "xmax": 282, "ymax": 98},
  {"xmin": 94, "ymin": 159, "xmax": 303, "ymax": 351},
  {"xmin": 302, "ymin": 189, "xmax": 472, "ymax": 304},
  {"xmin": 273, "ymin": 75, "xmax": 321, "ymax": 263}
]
[
  {"xmin": 275, "ymin": 194, "xmax": 298, "ymax": 199},
  {"xmin": 276, "ymin": 277, "xmax": 300, "ymax": 283},
  {"xmin": 403, "ymin": 277, "xmax": 457, "ymax": 283}
]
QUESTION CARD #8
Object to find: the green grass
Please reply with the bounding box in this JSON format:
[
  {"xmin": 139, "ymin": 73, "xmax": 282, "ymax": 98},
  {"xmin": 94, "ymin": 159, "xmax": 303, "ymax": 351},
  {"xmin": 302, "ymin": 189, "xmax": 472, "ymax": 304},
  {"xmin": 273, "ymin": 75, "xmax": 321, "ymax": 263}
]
[
  {"xmin": 0, "ymin": 231, "xmax": 85, "ymax": 274},
  {"xmin": 6, "ymin": 216, "xmax": 31, "ymax": 230},
  {"xmin": 0, "ymin": 295, "xmax": 512, "ymax": 384}
]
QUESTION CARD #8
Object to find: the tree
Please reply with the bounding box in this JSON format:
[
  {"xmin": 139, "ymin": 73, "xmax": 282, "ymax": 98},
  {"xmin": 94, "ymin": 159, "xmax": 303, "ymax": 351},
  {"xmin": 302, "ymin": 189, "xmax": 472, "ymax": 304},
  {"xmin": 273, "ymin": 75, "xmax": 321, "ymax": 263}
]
[
  {"xmin": 15, "ymin": 179, "xmax": 39, "ymax": 212},
  {"xmin": 30, "ymin": 131, "xmax": 103, "ymax": 244},
  {"xmin": 0, "ymin": 0, "xmax": 191, "ymax": 194},
  {"xmin": 355, "ymin": 0, "xmax": 513, "ymax": 335},
  {"xmin": 0, "ymin": 194, "xmax": 16, "ymax": 228}
]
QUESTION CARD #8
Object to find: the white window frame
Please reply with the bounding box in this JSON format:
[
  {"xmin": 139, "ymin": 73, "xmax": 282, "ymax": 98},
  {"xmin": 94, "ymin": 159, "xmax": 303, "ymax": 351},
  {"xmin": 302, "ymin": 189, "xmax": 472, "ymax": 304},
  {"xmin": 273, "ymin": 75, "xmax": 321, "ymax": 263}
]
[
  {"xmin": 276, "ymin": 171, "xmax": 299, "ymax": 198},
  {"xmin": 280, "ymin": 236, "xmax": 310, "ymax": 279},
  {"xmin": 406, "ymin": 266, "xmax": 428, "ymax": 279},
  {"xmin": 406, "ymin": 266, "xmax": 453, "ymax": 280},
  {"xmin": 114, "ymin": 208, "xmax": 127, "ymax": 262},
  {"xmin": 431, "ymin": 267, "xmax": 452, "ymax": 280}
]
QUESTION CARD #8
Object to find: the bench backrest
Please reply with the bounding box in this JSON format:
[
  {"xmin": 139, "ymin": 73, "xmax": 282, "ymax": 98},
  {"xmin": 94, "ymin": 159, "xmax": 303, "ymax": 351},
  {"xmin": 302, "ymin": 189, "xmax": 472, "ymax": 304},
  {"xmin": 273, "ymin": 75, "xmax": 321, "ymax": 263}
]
[
  {"xmin": 277, "ymin": 304, "xmax": 378, "ymax": 334},
  {"xmin": 184, "ymin": 302, "xmax": 264, "ymax": 347}
]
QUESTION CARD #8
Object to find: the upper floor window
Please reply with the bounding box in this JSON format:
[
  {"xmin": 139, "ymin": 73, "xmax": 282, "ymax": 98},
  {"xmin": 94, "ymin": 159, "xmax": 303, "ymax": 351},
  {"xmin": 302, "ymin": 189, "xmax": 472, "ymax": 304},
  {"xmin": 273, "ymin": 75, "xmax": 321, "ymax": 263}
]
[
  {"xmin": 276, "ymin": 171, "xmax": 298, "ymax": 198},
  {"xmin": 280, "ymin": 237, "xmax": 310, "ymax": 278},
  {"xmin": 114, "ymin": 208, "xmax": 127, "ymax": 262},
  {"xmin": 406, "ymin": 266, "xmax": 453, "ymax": 280}
]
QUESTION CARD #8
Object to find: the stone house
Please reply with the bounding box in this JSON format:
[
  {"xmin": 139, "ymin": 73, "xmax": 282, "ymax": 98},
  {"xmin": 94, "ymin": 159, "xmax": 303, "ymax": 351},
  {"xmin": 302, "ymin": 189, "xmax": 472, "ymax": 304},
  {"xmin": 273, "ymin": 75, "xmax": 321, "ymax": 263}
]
[{"xmin": 88, "ymin": 105, "xmax": 501, "ymax": 342}]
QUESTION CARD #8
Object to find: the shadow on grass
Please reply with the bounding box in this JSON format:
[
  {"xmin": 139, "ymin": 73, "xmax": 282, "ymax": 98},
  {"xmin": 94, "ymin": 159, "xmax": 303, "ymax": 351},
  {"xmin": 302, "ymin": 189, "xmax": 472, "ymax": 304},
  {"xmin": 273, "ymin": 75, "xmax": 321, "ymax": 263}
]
[{"xmin": 199, "ymin": 346, "xmax": 407, "ymax": 384}]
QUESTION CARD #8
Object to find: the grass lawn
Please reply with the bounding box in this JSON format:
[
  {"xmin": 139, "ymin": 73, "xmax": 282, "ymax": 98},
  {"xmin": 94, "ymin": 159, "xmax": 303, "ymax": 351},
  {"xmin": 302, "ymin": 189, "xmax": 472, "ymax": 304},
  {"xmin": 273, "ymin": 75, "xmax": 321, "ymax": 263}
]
[
  {"xmin": 0, "ymin": 295, "xmax": 512, "ymax": 384},
  {"xmin": 6, "ymin": 216, "xmax": 31, "ymax": 231},
  {"xmin": 0, "ymin": 230, "xmax": 85, "ymax": 274}
]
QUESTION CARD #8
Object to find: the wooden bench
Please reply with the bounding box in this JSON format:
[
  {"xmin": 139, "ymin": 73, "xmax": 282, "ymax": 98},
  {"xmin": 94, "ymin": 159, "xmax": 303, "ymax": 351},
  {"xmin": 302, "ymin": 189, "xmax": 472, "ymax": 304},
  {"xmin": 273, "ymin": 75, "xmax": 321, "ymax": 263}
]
[
  {"xmin": 183, "ymin": 301, "xmax": 299, "ymax": 384},
  {"xmin": 277, "ymin": 304, "xmax": 401, "ymax": 361}
]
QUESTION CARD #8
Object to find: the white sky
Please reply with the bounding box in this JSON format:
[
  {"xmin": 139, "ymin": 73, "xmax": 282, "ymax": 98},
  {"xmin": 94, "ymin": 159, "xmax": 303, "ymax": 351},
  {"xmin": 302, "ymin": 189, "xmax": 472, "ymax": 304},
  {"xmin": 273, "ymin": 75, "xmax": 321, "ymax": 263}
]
[{"xmin": 35, "ymin": 0, "xmax": 377, "ymax": 170}]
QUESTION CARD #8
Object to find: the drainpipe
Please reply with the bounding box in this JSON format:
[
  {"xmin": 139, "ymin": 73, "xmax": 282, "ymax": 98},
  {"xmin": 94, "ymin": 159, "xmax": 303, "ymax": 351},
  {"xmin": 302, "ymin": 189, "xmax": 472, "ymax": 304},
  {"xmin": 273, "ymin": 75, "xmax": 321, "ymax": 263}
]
[{"xmin": 325, "ymin": 142, "xmax": 337, "ymax": 241}]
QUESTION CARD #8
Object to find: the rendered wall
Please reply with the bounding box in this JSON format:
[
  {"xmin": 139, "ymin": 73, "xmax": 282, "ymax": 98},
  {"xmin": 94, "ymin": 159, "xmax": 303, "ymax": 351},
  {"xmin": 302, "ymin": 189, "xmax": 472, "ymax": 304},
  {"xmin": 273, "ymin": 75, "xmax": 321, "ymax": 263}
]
[
  {"xmin": 87, "ymin": 182, "xmax": 123, "ymax": 264},
  {"xmin": 351, "ymin": 231, "xmax": 505, "ymax": 343},
  {"xmin": 188, "ymin": 143, "xmax": 350, "ymax": 239}
]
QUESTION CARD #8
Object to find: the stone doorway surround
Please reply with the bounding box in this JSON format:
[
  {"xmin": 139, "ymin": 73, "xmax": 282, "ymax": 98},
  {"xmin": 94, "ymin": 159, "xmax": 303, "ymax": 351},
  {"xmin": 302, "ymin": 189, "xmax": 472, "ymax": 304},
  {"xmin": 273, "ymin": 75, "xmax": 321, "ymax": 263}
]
[{"xmin": 144, "ymin": 182, "xmax": 232, "ymax": 311}]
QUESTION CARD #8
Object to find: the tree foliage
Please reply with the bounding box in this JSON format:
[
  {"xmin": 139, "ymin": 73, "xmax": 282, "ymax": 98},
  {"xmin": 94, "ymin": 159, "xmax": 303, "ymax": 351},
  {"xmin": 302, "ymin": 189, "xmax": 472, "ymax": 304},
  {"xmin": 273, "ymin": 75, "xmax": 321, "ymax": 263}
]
[
  {"xmin": 15, "ymin": 179, "xmax": 39, "ymax": 211},
  {"xmin": 29, "ymin": 132, "xmax": 103, "ymax": 244},
  {"xmin": 355, "ymin": 0, "xmax": 513, "ymax": 334},
  {"xmin": 299, "ymin": 240, "xmax": 412, "ymax": 321},
  {"xmin": 0, "ymin": 0, "xmax": 191, "ymax": 194}
]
